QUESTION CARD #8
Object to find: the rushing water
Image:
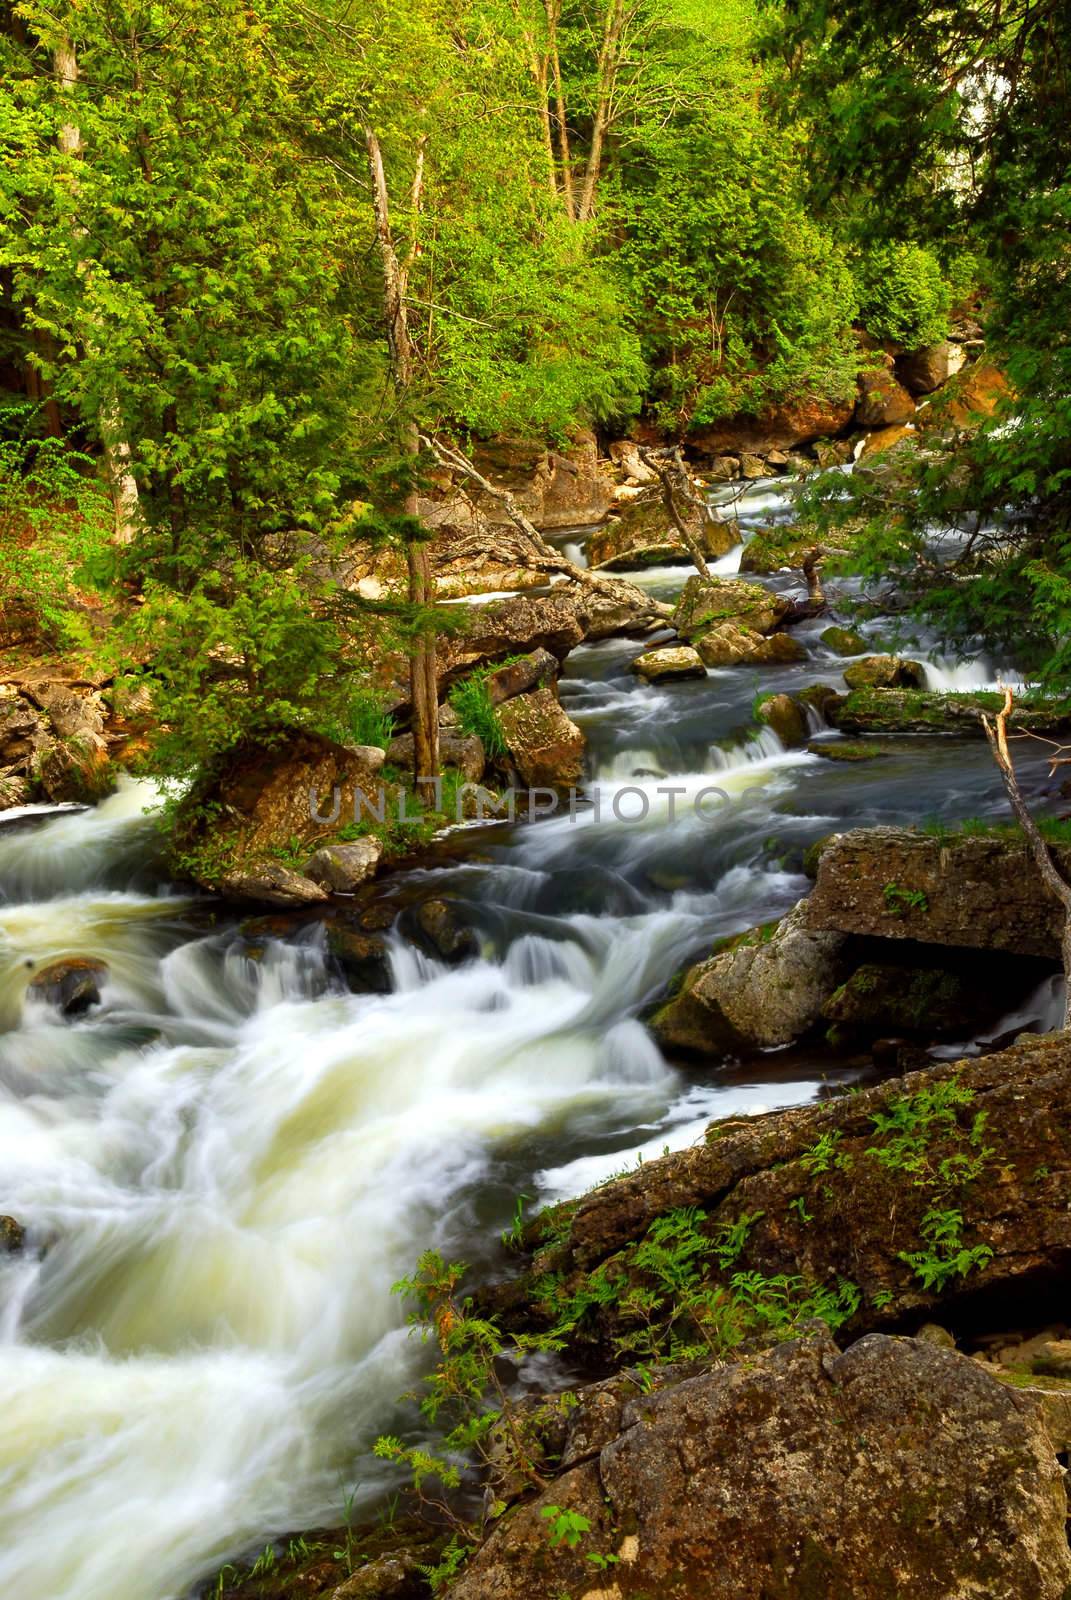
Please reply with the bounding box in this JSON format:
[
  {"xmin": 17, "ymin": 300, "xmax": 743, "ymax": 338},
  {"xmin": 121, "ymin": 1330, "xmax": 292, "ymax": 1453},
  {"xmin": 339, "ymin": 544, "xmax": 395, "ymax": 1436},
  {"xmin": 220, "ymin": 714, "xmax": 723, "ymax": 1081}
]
[{"xmin": 0, "ymin": 477, "xmax": 1060, "ymax": 1600}]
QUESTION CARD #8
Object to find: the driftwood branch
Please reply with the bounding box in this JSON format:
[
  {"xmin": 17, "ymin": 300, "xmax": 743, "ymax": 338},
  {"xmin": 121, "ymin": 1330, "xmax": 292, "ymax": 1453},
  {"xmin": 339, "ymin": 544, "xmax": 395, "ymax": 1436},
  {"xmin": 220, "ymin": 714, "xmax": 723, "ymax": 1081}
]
[
  {"xmin": 637, "ymin": 446, "xmax": 718, "ymax": 581},
  {"xmin": 418, "ymin": 433, "xmax": 666, "ymax": 614},
  {"xmin": 982, "ymin": 686, "xmax": 1071, "ymax": 1028}
]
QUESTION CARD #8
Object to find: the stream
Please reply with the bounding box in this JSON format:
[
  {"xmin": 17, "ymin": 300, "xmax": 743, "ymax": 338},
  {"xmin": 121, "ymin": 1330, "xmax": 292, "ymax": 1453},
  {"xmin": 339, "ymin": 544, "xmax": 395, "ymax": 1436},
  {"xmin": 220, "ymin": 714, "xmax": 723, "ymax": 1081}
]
[{"xmin": 0, "ymin": 477, "xmax": 1060, "ymax": 1600}]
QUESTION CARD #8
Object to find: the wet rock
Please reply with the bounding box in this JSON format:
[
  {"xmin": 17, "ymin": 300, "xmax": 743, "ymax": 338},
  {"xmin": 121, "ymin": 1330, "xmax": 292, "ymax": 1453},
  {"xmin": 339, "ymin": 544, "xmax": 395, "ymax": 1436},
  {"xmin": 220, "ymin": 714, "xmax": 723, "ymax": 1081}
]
[
  {"xmin": 842, "ymin": 654, "xmax": 926, "ymax": 690},
  {"xmin": 218, "ymin": 861, "xmax": 330, "ymax": 908},
  {"xmin": 896, "ymin": 341, "xmax": 966, "ymax": 395},
  {"xmin": 445, "ymin": 591, "xmax": 587, "ymax": 670},
  {"xmin": 832, "ymin": 686, "xmax": 1071, "ymax": 738},
  {"xmin": 408, "ymin": 898, "xmax": 479, "ymax": 965},
  {"xmin": 856, "ymin": 366, "xmax": 916, "ymax": 429},
  {"xmin": 755, "ymin": 691, "xmax": 806, "ymax": 747},
  {"xmin": 305, "ymin": 839, "xmax": 383, "ymax": 894},
  {"xmin": 485, "ymin": 649, "xmax": 558, "ymax": 706},
  {"xmin": 807, "ymin": 739, "xmax": 885, "ymax": 762},
  {"xmin": 630, "ymin": 645, "xmax": 707, "ymax": 684},
  {"xmin": 705, "ymin": 454, "xmax": 739, "ymax": 481},
  {"xmin": 327, "ymin": 926, "xmax": 393, "ymax": 994},
  {"xmin": 820, "ymin": 623, "xmax": 867, "ymax": 655},
  {"xmin": 739, "ymin": 451, "xmax": 767, "ymax": 479},
  {"xmin": 27, "ymin": 956, "xmax": 108, "ymax": 1016},
  {"xmin": 497, "ymin": 685, "xmax": 585, "ymax": 792},
  {"xmin": 694, "ymin": 624, "xmax": 805, "ymax": 668},
  {"xmin": 814, "ymin": 438, "xmax": 854, "ymax": 468},
  {"xmin": 329, "ymin": 1551, "xmax": 427, "ymax": 1598},
  {"xmin": 34, "ymin": 732, "xmax": 114, "ymax": 803},
  {"xmin": 652, "ymin": 902, "xmax": 845, "ymax": 1054},
  {"xmin": 1, "ymin": 1216, "xmax": 26, "ymax": 1252},
  {"xmin": 672, "ymin": 574, "xmax": 791, "ymax": 640},
  {"xmin": 450, "ymin": 1328, "xmax": 1071, "ymax": 1600},
  {"xmin": 805, "ymin": 826, "xmax": 1071, "ymax": 959}
]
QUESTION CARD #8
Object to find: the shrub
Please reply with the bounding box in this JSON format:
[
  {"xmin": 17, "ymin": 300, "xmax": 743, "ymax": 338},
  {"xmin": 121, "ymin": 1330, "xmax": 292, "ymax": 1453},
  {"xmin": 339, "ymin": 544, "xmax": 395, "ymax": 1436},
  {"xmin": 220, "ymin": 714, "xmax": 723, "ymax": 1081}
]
[{"xmin": 856, "ymin": 243, "xmax": 950, "ymax": 350}]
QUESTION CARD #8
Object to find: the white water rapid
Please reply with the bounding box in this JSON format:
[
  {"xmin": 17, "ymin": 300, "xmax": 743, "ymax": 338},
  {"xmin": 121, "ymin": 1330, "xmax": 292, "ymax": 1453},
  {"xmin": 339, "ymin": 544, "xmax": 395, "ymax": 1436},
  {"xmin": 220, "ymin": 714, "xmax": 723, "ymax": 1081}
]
[{"xmin": 0, "ymin": 477, "xmax": 1058, "ymax": 1600}]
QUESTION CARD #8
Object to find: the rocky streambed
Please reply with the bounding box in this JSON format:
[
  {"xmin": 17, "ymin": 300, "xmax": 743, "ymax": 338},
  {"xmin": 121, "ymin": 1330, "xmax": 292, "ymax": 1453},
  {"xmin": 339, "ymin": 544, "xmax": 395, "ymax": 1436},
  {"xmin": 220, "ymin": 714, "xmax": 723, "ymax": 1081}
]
[{"xmin": 3, "ymin": 459, "xmax": 1071, "ymax": 1600}]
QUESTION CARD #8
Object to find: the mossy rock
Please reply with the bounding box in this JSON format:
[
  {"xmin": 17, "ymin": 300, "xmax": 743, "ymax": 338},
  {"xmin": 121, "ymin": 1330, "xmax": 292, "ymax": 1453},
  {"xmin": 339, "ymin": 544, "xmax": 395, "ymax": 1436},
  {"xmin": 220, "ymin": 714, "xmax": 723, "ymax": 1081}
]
[
  {"xmin": 807, "ymin": 740, "xmax": 886, "ymax": 762},
  {"xmin": 821, "ymin": 625, "xmax": 868, "ymax": 656}
]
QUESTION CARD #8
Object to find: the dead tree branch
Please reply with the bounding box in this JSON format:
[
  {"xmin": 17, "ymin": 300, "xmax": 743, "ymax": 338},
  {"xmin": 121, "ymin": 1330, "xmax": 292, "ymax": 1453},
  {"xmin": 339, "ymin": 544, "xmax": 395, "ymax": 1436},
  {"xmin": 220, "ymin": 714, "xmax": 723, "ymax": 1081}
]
[{"xmin": 982, "ymin": 686, "xmax": 1071, "ymax": 1028}]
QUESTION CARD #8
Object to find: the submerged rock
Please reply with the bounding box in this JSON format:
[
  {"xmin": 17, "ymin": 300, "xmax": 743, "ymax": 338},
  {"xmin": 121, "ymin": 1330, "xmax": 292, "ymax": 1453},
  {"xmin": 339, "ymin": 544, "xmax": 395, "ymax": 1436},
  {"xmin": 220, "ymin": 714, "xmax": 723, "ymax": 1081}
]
[
  {"xmin": 1, "ymin": 1216, "xmax": 26, "ymax": 1252},
  {"xmin": 326, "ymin": 925, "xmax": 393, "ymax": 994},
  {"xmin": 652, "ymin": 902, "xmax": 845, "ymax": 1054},
  {"xmin": 406, "ymin": 898, "xmax": 479, "ymax": 965},
  {"xmin": 806, "ymin": 739, "xmax": 885, "ymax": 762},
  {"xmin": 27, "ymin": 956, "xmax": 108, "ymax": 1016},
  {"xmin": 449, "ymin": 1327, "xmax": 1071, "ymax": 1600},
  {"xmin": 630, "ymin": 645, "xmax": 707, "ymax": 683}
]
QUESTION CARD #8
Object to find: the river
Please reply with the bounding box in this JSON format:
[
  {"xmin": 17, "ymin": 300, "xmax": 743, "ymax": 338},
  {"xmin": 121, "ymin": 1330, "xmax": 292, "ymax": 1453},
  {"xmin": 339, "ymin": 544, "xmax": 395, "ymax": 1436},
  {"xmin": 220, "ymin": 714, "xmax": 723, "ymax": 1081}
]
[{"xmin": 0, "ymin": 477, "xmax": 1057, "ymax": 1599}]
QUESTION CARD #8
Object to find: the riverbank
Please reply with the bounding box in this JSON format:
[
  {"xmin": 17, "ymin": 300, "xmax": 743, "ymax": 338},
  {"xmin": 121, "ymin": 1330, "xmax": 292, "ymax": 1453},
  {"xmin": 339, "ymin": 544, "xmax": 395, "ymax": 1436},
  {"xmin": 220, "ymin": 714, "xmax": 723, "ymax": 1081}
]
[{"xmin": 5, "ymin": 402, "xmax": 1070, "ymax": 1600}]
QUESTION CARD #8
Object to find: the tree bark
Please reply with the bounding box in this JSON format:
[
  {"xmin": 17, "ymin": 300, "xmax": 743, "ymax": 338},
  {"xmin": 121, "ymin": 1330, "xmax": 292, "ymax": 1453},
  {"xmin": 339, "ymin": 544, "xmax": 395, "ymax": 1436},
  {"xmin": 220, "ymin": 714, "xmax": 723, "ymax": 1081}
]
[
  {"xmin": 546, "ymin": 0, "xmax": 576, "ymax": 219},
  {"xmin": 983, "ymin": 687, "xmax": 1071, "ymax": 1028},
  {"xmin": 577, "ymin": 0, "xmax": 625, "ymax": 223},
  {"xmin": 54, "ymin": 36, "xmax": 141, "ymax": 545},
  {"xmin": 365, "ymin": 125, "xmax": 440, "ymax": 805}
]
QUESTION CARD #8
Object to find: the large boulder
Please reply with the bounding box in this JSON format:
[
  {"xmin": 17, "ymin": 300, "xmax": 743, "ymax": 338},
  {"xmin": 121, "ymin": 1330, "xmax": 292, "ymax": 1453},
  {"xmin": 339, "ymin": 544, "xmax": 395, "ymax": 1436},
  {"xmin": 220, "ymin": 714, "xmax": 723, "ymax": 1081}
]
[
  {"xmin": 695, "ymin": 624, "xmax": 805, "ymax": 668},
  {"xmin": 821, "ymin": 624, "xmax": 868, "ymax": 656},
  {"xmin": 588, "ymin": 495, "xmax": 735, "ymax": 571},
  {"xmin": 630, "ymin": 646, "xmax": 707, "ymax": 684},
  {"xmin": 387, "ymin": 730, "xmax": 485, "ymax": 784},
  {"xmin": 500, "ymin": 1033, "xmax": 1071, "ymax": 1346},
  {"xmin": 896, "ymin": 341, "xmax": 967, "ymax": 395},
  {"xmin": 842, "ymin": 655, "xmax": 925, "ymax": 690},
  {"xmin": 804, "ymin": 825, "xmax": 1071, "ymax": 960},
  {"xmin": 855, "ymin": 367, "xmax": 916, "ymax": 429},
  {"xmin": 688, "ymin": 393, "xmax": 856, "ymax": 458},
  {"xmin": 652, "ymin": 902, "xmax": 845, "ymax": 1054},
  {"xmin": 170, "ymin": 733, "xmax": 385, "ymax": 904},
  {"xmin": 450, "ymin": 1328, "xmax": 1071, "ymax": 1600},
  {"xmin": 830, "ymin": 687, "xmax": 1071, "ymax": 738},
  {"xmin": 485, "ymin": 650, "xmax": 558, "ymax": 706},
  {"xmin": 497, "ymin": 686, "xmax": 585, "ymax": 793},
  {"xmin": 672, "ymin": 575, "xmax": 791, "ymax": 640},
  {"xmin": 469, "ymin": 430, "xmax": 614, "ymax": 529},
  {"xmin": 936, "ymin": 361, "xmax": 1014, "ymax": 428}
]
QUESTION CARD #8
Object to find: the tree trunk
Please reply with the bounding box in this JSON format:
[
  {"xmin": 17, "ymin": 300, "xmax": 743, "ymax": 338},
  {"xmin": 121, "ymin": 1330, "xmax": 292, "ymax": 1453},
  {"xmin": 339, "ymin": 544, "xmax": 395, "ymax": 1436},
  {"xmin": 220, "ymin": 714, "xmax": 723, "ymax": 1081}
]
[
  {"xmin": 546, "ymin": 0, "xmax": 576, "ymax": 220},
  {"xmin": 365, "ymin": 126, "xmax": 440, "ymax": 805},
  {"xmin": 54, "ymin": 36, "xmax": 141, "ymax": 544},
  {"xmin": 983, "ymin": 687, "xmax": 1071, "ymax": 1029},
  {"xmin": 577, "ymin": 0, "xmax": 625, "ymax": 223}
]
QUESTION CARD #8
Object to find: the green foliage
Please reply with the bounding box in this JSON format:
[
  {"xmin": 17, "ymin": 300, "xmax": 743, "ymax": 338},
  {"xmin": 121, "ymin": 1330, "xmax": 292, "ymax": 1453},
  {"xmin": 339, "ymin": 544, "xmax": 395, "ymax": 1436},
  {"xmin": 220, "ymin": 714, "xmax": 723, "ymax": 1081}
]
[
  {"xmin": 540, "ymin": 1507, "xmax": 592, "ymax": 1550},
  {"xmin": 882, "ymin": 883, "xmax": 929, "ymax": 916},
  {"xmin": 799, "ymin": 1130, "xmax": 852, "ymax": 1176},
  {"xmin": 449, "ymin": 672, "xmax": 507, "ymax": 757},
  {"xmin": 856, "ymin": 243, "xmax": 950, "ymax": 350},
  {"xmin": 898, "ymin": 1206, "xmax": 994, "ymax": 1292},
  {"xmin": 0, "ymin": 406, "xmax": 112, "ymax": 647}
]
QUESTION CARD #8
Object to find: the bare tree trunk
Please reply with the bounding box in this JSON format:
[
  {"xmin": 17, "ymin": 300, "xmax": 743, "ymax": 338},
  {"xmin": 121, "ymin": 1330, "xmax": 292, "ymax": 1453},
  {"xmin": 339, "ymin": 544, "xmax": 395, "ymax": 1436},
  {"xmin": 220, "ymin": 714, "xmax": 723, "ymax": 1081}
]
[
  {"xmin": 55, "ymin": 36, "xmax": 141, "ymax": 545},
  {"xmin": 983, "ymin": 687, "xmax": 1071, "ymax": 1028},
  {"xmin": 365, "ymin": 126, "xmax": 440, "ymax": 805},
  {"xmin": 638, "ymin": 446, "xmax": 715, "ymax": 581},
  {"xmin": 546, "ymin": 0, "xmax": 577, "ymax": 220},
  {"xmin": 577, "ymin": 0, "xmax": 625, "ymax": 223}
]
